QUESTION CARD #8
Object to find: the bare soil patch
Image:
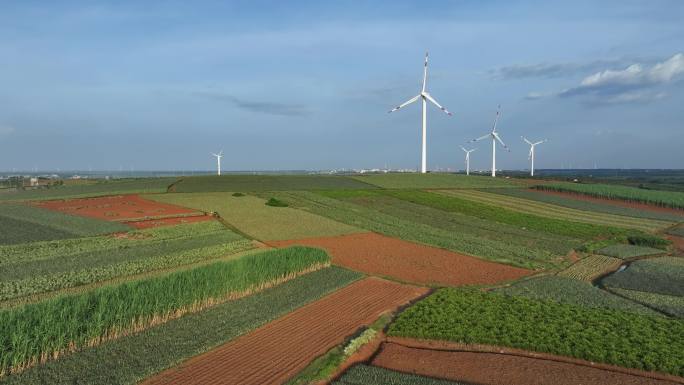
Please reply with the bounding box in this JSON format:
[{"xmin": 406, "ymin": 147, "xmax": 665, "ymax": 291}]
[
  {"xmin": 268, "ymin": 233, "xmax": 531, "ymax": 286},
  {"xmin": 141, "ymin": 277, "xmax": 428, "ymax": 385},
  {"xmin": 668, "ymin": 235, "xmax": 684, "ymax": 256},
  {"xmin": 536, "ymin": 189, "xmax": 684, "ymax": 216},
  {"xmin": 34, "ymin": 194, "xmax": 206, "ymax": 227},
  {"xmin": 372, "ymin": 339, "xmax": 683, "ymax": 385}
]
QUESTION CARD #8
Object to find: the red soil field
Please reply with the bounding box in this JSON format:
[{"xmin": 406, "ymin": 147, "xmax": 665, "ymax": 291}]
[
  {"xmin": 141, "ymin": 277, "xmax": 428, "ymax": 385},
  {"xmin": 268, "ymin": 232, "xmax": 531, "ymax": 286},
  {"xmin": 34, "ymin": 194, "xmax": 206, "ymax": 223},
  {"xmin": 371, "ymin": 340, "xmax": 683, "ymax": 385},
  {"xmin": 536, "ymin": 189, "xmax": 684, "ymax": 216}
]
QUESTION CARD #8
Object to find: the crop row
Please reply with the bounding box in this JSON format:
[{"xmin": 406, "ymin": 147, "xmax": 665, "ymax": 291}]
[
  {"xmin": 596, "ymin": 244, "xmax": 665, "ymax": 259},
  {"xmin": 609, "ymin": 288, "xmax": 684, "ymax": 319},
  {"xmin": 601, "ymin": 257, "xmax": 684, "ymax": 296},
  {"xmin": 498, "ymin": 276, "xmax": 656, "ymax": 315},
  {"xmin": 0, "ymin": 204, "xmax": 129, "ymax": 245},
  {"xmin": 486, "ymin": 188, "xmax": 684, "ymax": 223},
  {"xmin": 269, "ymin": 190, "xmax": 578, "ymax": 269},
  {"xmin": 170, "ymin": 175, "xmax": 378, "ymax": 193},
  {"xmin": 0, "ymin": 266, "xmax": 361, "ymax": 385},
  {"xmin": 389, "ymin": 288, "xmax": 684, "ymax": 376},
  {"xmin": 533, "ymin": 182, "xmax": 684, "ymax": 210},
  {"xmin": 556, "ymin": 255, "xmax": 622, "ymax": 281},
  {"xmin": 0, "ymin": 246, "xmax": 330, "ymax": 376},
  {"xmin": 333, "ymin": 364, "xmax": 463, "ymax": 385},
  {"xmin": 436, "ymin": 189, "xmax": 671, "ymax": 232},
  {"xmin": 0, "ymin": 178, "xmax": 177, "ymax": 202}
]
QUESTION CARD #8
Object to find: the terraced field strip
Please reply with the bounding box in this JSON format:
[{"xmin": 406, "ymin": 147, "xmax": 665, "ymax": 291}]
[
  {"xmin": 372, "ymin": 341, "xmax": 683, "ymax": 385},
  {"xmin": 171, "ymin": 175, "xmax": 378, "ymax": 193},
  {"xmin": 435, "ymin": 189, "xmax": 670, "ymax": 232},
  {"xmin": 268, "ymin": 232, "xmax": 531, "ymax": 287},
  {"xmin": 557, "ymin": 255, "xmax": 623, "ymax": 281},
  {"xmin": 142, "ymin": 278, "xmax": 428, "ymax": 385},
  {"xmin": 0, "ymin": 178, "xmax": 177, "ymax": 202},
  {"xmin": 350, "ymin": 173, "xmax": 523, "ymax": 189}
]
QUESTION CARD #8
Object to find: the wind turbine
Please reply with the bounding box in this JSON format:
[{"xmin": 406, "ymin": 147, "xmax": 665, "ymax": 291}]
[
  {"xmin": 211, "ymin": 151, "xmax": 223, "ymax": 176},
  {"xmin": 388, "ymin": 52, "xmax": 452, "ymax": 174},
  {"xmin": 521, "ymin": 137, "xmax": 547, "ymax": 177},
  {"xmin": 460, "ymin": 146, "xmax": 476, "ymax": 175},
  {"xmin": 470, "ymin": 105, "xmax": 509, "ymax": 177}
]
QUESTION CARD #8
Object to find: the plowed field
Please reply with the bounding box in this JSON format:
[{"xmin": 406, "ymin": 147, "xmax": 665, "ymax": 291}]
[
  {"xmin": 371, "ymin": 341, "xmax": 683, "ymax": 385},
  {"xmin": 141, "ymin": 277, "xmax": 428, "ymax": 385},
  {"xmin": 537, "ymin": 189, "xmax": 684, "ymax": 216},
  {"xmin": 268, "ymin": 232, "xmax": 531, "ymax": 286}
]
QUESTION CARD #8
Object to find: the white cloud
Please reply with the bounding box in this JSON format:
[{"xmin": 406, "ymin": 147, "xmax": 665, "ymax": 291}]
[{"xmin": 0, "ymin": 125, "xmax": 16, "ymax": 135}]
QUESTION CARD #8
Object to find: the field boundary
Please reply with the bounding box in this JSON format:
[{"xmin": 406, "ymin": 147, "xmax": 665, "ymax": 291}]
[{"xmin": 383, "ymin": 337, "xmax": 684, "ymax": 384}]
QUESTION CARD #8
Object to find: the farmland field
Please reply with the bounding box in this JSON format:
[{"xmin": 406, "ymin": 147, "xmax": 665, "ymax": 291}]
[
  {"xmin": 435, "ymin": 189, "xmax": 671, "ymax": 232},
  {"xmin": 170, "ymin": 175, "xmax": 377, "ymax": 193},
  {"xmin": 0, "ymin": 203, "xmax": 130, "ymax": 245},
  {"xmin": 533, "ymin": 182, "xmax": 684, "ymax": 210},
  {"xmin": 596, "ymin": 244, "xmax": 666, "ymax": 259},
  {"xmin": 601, "ymin": 257, "xmax": 684, "ymax": 296},
  {"xmin": 0, "ymin": 178, "xmax": 177, "ymax": 202},
  {"xmin": 609, "ymin": 288, "xmax": 684, "ymax": 318},
  {"xmin": 149, "ymin": 192, "xmax": 362, "ymax": 241},
  {"xmin": 557, "ymin": 254, "xmax": 622, "ymax": 281},
  {"xmin": 0, "ymin": 246, "xmax": 330, "ymax": 376},
  {"xmin": 487, "ymin": 188, "xmax": 684, "ymax": 222},
  {"xmin": 333, "ymin": 364, "xmax": 463, "ymax": 385},
  {"xmin": 350, "ymin": 173, "xmax": 523, "ymax": 189},
  {"xmin": 388, "ymin": 288, "xmax": 684, "ymax": 376}
]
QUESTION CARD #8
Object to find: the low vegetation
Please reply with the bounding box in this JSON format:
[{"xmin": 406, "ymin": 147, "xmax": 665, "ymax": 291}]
[
  {"xmin": 533, "ymin": 182, "xmax": 684, "ymax": 210},
  {"xmin": 609, "ymin": 288, "xmax": 684, "ymax": 318},
  {"xmin": 388, "ymin": 288, "xmax": 684, "ymax": 376},
  {"xmin": 0, "ymin": 178, "xmax": 176, "ymax": 202},
  {"xmin": 171, "ymin": 175, "xmax": 377, "ymax": 193},
  {"xmin": 627, "ymin": 233, "xmax": 671, "ymax": 249},
  {"xmin": 597, "ymin": 244, "xmax": 666, "ymax": 259},
  {"xmin": 667, "ymin": 225, "xmax": 684, "ymax": 237},
  {"xmin": 0, "ymin": 204, "xmax": 130, "ymax": 245},
  {"xmin": 0, "ymin": 246, "xmax": 330, "ymax": 376},
  {"xmin": 265, "ymin": 197, "xmax": 288, "ymax": 207},
  {"xmin": 601, "ymin": 257, "xmax": 684, "ymax": 296},
  {"xmin": 556, "ymin": 255, "xmax": 622, "ymax": 281},
  {"xmin": 333, "ymin": 364, "xmax": 464, "ymax": 385},
  {"xmin": 350, "ymin": 173, "xmax": 521, "ymax": 189},
  {"xmin": 498, "ymin": 276, "xmax": 657, "ymax": 315},
  {"xmin": 0, "ymin": 267, "xmax": 361, "ymax": 385}
]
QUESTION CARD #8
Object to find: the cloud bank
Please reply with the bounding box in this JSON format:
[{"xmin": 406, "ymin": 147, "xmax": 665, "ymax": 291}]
[{"xmin": 195, "ymin": 92, "xmax": 309, "ymax": 117}]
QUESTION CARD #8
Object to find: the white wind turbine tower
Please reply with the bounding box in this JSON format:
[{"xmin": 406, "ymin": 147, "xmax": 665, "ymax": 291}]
[
  {"xmin": 211, "ymin": 151, "xmax": 223, "ymax": 176},
  {"xmin": 522, "ymin": 137, "xmax": 547, "ymax": 177},
  {"xmin": 388, "ymin": 52, "xmax": 453, "ymax": 174},
  {"xmin": 460, "ymin": 146, "xmax": 476, "ymax": 175},
  {"xmin": 470, "ymin": 105, "xmax": 508, "ymax": 177}
]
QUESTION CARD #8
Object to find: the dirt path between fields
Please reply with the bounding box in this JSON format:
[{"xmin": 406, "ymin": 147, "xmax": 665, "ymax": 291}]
[
  {"xmin": 535, "ymin": 189, "xmax": 684, "ymax": 216},
  {"xmin": 268, "ymin": 232, "xmax": 531, "ymax": 287},
  {"xmin": 370, "ymin": 338, "xmax": 684, "ymax": 385},
  {"xmin": 140, "ymin": 277, "xmax": 428, "ymax": 385}
]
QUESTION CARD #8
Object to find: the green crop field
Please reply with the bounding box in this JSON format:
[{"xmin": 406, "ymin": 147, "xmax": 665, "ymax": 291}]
[
  {"xmin": 609, "ymin": 288, "xmax": 684, "ymax": 319},
  {"xmin": 436, "ymin": 189, "xmax": 672, "ymax": 232},
  {"xmin": 596, "ymin": 244, "xmax": 666, "ymax": 259},
  {"xmin": 557, "ymin": 255, "xmax": 622, "ymax": 281},
  {"xmin": 0, "ymin": 178, "xmax": 177, "ymax": 202},
  {"xmin": 0, "ymin": 246, "xmax": 330, "ymax": 376},
  {"xmin": 333, "ymin": 364, "xmax": 464, "ymax": 385},
  {"xmin": 533, "ymin": 182, "xmax": 684, "ymax": 210},
  {"xmin": 668, "ymin": 225, "xmax": 684, "ymax": 237},
  {"xmin": 499, "ymin": 276, "xmax": 657, "ymax": 315},
  {"xmin": 268, "ymin": 190, "xmax": 579, "ymax": 269},
  {"xmin": 149, "ymin": 192, "xmax": 362, "ymax": 241},
  {"xmin": 351, "ymin": 173, "xmax": 523, "ymax": 189},
  {"xmin": 0, "ymin": 221, "xmax": 253, "ymax": 302},
  {"xmin": 388, "ymin": 288, "xmax": 684, "ymax": 376},
  {"xmin": 0, "ymin": 266, "xmax": 361, "ymax": 385},
  {"xmin": 0, "ymin": 204, "xmax": 130, "ymax": 245},
  {"xmin": 487, "ymin": 188, "xmax": 684, "ymax": 223},
  {"xmin": 602, "ymin": 257, "xmax": 684, "ymax": 296},
  {"xmin": 170, "ymin": 175, "xmax": 377, "ymax": 193}
]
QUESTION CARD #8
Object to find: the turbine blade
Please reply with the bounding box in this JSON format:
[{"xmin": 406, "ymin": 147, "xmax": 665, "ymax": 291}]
[
  {"xmin": 471, "ymin": 133, "xmax": 491, "ymax": 142},
  {"xmin": 388, "ymin": 94, "xmax": 420, "ymax": 113},
  {"xmin": 534, "ymin": 139, "xmax": 547, "ymax": 145},
  {"xmin": 422, "ymin": 52, "xmax": 428, "ymax": 93},
  {"xmin": 522, "ymin": 136, "xmax": 533, "ymax": 145},
  {"xmin": 491, "ymin": 105, "xmax": 501, "ymax": 132},
  {"xmin": 460, "ymin": 146, "xmax": 467, "ymax": 153},
  {"xmin": 424, "ymin": 93, "xmax": 452, "ymax": 116},
  {"xmin": 493, "ymin": 132, "xmax": 509, "ymax": 150}
]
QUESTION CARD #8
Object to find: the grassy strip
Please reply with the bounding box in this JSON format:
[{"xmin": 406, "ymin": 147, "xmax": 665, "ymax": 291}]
[
  {"xmin": 0, "ymin": 267, "xmax": 361, "ymax": 385},
  {"xmin": 597, "ymin": 244, "xmax": 666, "ymax": 259},
  {"xmin": 486, "ymin": 188, "xmax": 684, "ymax": 222},
  {"xmin": 533, "ymin": 182, "xmax": 684, "ymax": 210},
  {"xmin": 389, "ymin": 288, "xmax": 684, "ymax": 376},
  {"xmin": 171, "ymin": 175, "xmax": 377, "ymax": 193},
  {"xmin": 332, "ymin": 364, "xmax": 465, "ymax": 385},
  {"xmin": 0, "ymin": 178, "xmax": 176, "ymax": 202},
  {"xmin": 601, "ymin": 258, "xmax": 684, "ymax": 296},
  {"xmin": 557, "ymin": 255, "xmax": 622, "ymax": 281},
  {"xmin": 350, "ymin": 173, "xmax": 521, "ymax": 189},
  {"xmin": 436, "ymin": 189, "xmax": 671, "ymax": 232},
  {"xmin": 0, "ymin": 204, "xmax": 129, "ymax": 245},
  {"xmin": 149, "ymin": 192, "xmax": 362, "ymax": 241},
  {"xmin": 609, "ymin": 288, "xmax": 684, "ymax": 319},
  {"xmin": 498, "ymin": 276, "xmax": 657, "ymax": 316},
  {"xmin": 0, "ymin": 246, "xmax": 330, "ymax": 376},
  {"xmin": 271, "ymin": 191, "xmax": 574, "ymax": 269}
]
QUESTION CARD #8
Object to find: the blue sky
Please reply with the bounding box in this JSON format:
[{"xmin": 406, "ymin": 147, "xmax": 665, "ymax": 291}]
[{"xmin": 0, "ymin": 1, "xmax": 682, "ymax": 171}]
